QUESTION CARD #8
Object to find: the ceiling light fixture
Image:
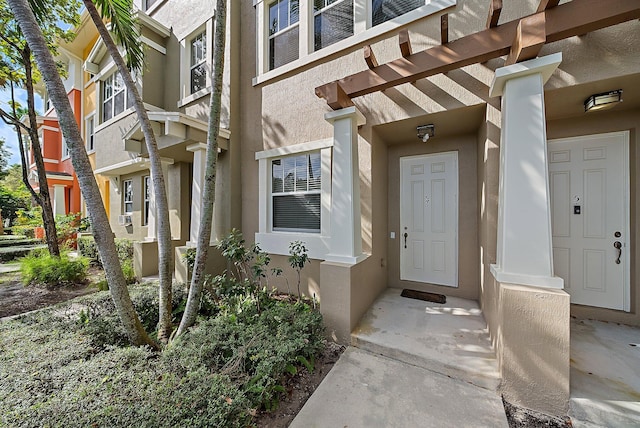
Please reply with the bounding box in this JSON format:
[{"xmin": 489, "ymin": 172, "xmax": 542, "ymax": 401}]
[
  {"xmin": 584, "ymin": 89, "xmax": 623, "ymax": 112},
  {"xmin": 417, "ymin": 124, "xmax": 435, "ymax": 143}
]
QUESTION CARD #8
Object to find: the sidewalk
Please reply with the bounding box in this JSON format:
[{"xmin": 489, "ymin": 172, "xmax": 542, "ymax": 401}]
[{"xmin": 290, "ymin": 347, "xmax": 509, "ymax": 427}]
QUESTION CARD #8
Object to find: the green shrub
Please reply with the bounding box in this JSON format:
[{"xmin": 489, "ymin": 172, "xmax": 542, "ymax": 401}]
[
  {"xmin": 20, "ymin": 251, "xmax": 88, "ymax": 287},
  {"xmin": 78, "ymin": 236, "xmax": 134, "ymax": 268}
]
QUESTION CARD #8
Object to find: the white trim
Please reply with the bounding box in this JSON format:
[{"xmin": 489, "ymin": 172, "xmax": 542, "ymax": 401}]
[
  {"xmin": 144, "ymin": 0, "xmax": 167, "ymax": 15},
  {"xmin": 40, "ymin": 125, "xmax": 60, "ymax": 132},
  {"xmin": 177, "ymin": 86, "xmax": 211, "ymax": 108},
  {"xmin": 490, "ymin": 53, "xmax": 562, "ymax": 97},
  {"xmin": 43, "ymin": 158, "xmax": 59, "ymax": 164},
  {"xmin": 140, "ymin": 35, "xmax": 167, "ymax": 55},
  {"xmin": 254, "ymin": 0, "xmax": 456, "ymax": 85},
  {"xmin": 94, "ymin": 157, "xmax": 150, "ymax": 175},
  {"xmin": 490, "ymin": 265, "xmax": 564, "ymax": 289},
  {"xmin": 255, "ymin": 138, "xmax": 333, "ymax": 160},
  {"xmin": 46, "ymin": 174, "xmax": 74, "ymax": 182},
  {"xmin": 135, "ymin": 10, "xmax": 171, "ymax": 37}
]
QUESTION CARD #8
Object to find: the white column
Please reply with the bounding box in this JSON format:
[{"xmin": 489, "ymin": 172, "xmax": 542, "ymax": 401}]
[
  {"xmin": 489, "ymin": 53, "xmax": 564, "ymax": 289},
  {"xmin": 53, "ymin": 184, "xmax": 66, "ymax": 215},
  {"xmin": 324, "ymin": 106, "xmax": 366, "ymax": 265},
  {"xmin": 187, "ymin": 143, "xmax": 207, "ymax": 247}
]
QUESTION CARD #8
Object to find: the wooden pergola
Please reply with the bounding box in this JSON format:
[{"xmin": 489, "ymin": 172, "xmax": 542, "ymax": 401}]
[{"xmin": 315, "ymin": 0, "xmax": 640, "ymax": 110}]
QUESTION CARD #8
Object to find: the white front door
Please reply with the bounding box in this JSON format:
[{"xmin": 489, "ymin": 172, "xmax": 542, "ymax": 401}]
[
  {"xmin": 400, "ymin": 152, "xmax": 458, "ymax": 287},
  {"xmin": 548, "ymin": 131, "xmax": 630, "ymax": 311}
]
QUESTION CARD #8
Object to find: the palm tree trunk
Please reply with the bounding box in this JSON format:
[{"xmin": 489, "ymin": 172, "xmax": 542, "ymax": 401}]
[
  {"xmin": 6, "ymin": 0, "xmax": 157, "ymax": 349},
  {"xmin": 176, "ymin": 0, "xmax": 227, "ymax": 337},
  {"xmin": 82, "ymin": 0, "xmax": 174, "ymax": 343},
  {"xmin": 22, "ymin": 45, "xmax": 60, "ymax": 257}
]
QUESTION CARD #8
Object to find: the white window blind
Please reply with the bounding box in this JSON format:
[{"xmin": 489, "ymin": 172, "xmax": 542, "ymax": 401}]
[
  {"xmin": 271, "ymin": 152, "xmax": 321, "ymax": 233},
  {"xmin": 371, "ymin": 0, "xmax": 423, "ymax": 26},
  {"xmin": 123, "ymin": 179, "xmax": 133, "ymax": 214},
  {"xmin": 268, "ymin": 0, "xmax": 300, "ymax": 70},
  {"xmin": 190, "ymin": 31, "xmax": 207, "ymax": 93},
  {"xmin": 314, "ymin": 0, "xmax": 354, "ymax": 51}
]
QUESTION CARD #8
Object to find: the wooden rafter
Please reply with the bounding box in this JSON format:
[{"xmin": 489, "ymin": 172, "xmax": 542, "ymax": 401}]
[
  {"xmin": 441, "ymin": 14, "xmax": 449, "ymax": 44},
  {"xmin": 537, "ymin": 0, "xmax": 560, "ymax": 13},
  {"xmin": 364, "ymin": 45, "xmax": 378, "ymax": 69},
  {"xmin": 316, "ymin": 0, "xmax": 640, "ymax": 109},
  {"xmin": 399, "ymin": 30, "xmax": 412, "ymax": 57},
  {"xmin": 505, "ymin": 13, "xmax": 546, "ymax": 65},
  {"xmin": 486, "ymin": 0, "xmax": 502, "ymax": 29}
]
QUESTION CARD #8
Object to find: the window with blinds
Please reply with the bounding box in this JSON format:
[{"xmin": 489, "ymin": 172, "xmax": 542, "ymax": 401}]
[
  {"xmin": 314, "ymin": 0, "xmax": 354, "ymax": 51},
  {"xmin": 269, "ymin": 0, "xmax": 300, "ymax": 70},
  {"xmin": 123, "ymin": 179, "xmax": 133, "ymax": 214},
  {"xmin": 271, "ymin": 152, "xmax": 321, "ymax": 233},
  {"xmin": 372, "ymin": 0, "xmax": 424, "ymax": 26},
  {"xmin": 190, "ymin": 31, "xmax": 207, "ymax": 94}
]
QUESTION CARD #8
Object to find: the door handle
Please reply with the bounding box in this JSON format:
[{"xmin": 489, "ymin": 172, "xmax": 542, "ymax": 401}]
[
  {"xmin": 614, "ymin": 241, "xmax": 622, "ymax": 264},
  {"xmin": 404, "ymin": 232, "xmax": 408, "ymax": 249}
]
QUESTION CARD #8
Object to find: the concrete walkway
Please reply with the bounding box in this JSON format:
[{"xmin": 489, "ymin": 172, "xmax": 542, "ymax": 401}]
[
  {"xmin": 291, "ymin": 347, "xmax": 509, "ymax": 428},
  {"xmin": 292, "ymin": 288, "xmax": 508, "ymax": 427},
  {"xmin": 570, "ymin": 319, "xmax": 640, "ymax": 427}
]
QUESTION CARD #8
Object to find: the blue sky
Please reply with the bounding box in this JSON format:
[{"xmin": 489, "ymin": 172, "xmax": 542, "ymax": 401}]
[{"xmin": 0, "ymin": 87, "xmax": 44, "ymax": 166}]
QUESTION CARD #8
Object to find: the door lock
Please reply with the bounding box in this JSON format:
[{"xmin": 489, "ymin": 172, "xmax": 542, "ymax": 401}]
[{"xmin": 614, "ymin": 241, "xmax": 622, "ymax": 264}]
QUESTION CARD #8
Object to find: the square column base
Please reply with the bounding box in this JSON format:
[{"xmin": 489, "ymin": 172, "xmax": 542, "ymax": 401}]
[{"xmin": 490, "ymin": 264, "xmax": 564, "ymax": 289}]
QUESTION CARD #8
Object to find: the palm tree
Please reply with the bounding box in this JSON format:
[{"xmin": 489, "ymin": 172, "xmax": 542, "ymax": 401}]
[
  {"xmin": 176, "ymin": 0, "xmax": 227, "ymax": 337},
  {"xmin": 83, "ymin": 0, "xmax": 174, "ymax": 343},
  {"xmin": 6, "ymin": 0, "xmax": 157, "ymax": 349}
]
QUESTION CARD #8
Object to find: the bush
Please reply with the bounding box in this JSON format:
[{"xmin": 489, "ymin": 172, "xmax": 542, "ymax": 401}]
[
  {"xmin": 20, "ymin": 251, "xmax": 88, "ymax": 288},
  {"xmin": 0, "ymin": 285, "xmax": 325, "ymax": 427},
  {"xmin": 78, "ymin": 236, "xmax": 134, "ymax": 268}
]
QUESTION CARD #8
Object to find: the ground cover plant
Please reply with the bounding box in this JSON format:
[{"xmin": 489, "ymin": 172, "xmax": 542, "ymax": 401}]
[{"xmin": 0, "ymin": 283, "xmax": 324, "ymax": 427}]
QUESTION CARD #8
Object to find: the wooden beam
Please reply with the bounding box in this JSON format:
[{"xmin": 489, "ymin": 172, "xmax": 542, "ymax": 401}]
[
  {"xmin": 537, "ymin": 0, "xmax": 560, "ymax": 13},
  {"xmin": 505, "ymin": 13, "xmax": 546, "ymax": 65},
  {"xmin": 441, "ymin": 14, "xmax": 449, "ymax": 44},
  {"xmin": 486, "ymin": 0, "xmax": 502, "ymax": 29},
  {"xmin": 364, "ymin": 45, "xmax": 378, "ymax": 69},
  {"xmin": 316, "ymin": 0, "xmax": 640, "ymax": 107},
  {"xmin": 399, "ymin": 29, "xmax": 412, "ymax": 57},
  {"xmin": 315, "ymin": 81, "xmax": 353, "ymax": 110}
]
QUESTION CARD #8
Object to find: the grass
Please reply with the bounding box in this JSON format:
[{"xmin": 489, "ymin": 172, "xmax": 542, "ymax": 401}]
[{"xmin": 0, "ymin": 284, "xmax": 325, "ymax": 427}]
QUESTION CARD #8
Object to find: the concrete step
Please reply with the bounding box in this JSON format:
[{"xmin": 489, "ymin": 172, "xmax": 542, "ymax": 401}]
[{"xmin": 351, "ymin": 288, "xmax": 501, "ymax": 391}]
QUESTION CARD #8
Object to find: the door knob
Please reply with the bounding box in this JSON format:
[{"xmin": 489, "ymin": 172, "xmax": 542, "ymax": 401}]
[
  {"xmin": 614, "ymin": 241, "xmax": 622, "ymax": 264},
  {"xmin": 404, "ymin": 232, "xmax": 408, "ymax": 249}
]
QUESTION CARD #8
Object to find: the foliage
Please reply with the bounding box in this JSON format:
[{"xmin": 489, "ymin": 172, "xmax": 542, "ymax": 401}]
[
  {"xmin": 0, "ymin": 285, "xmax": 325, "ymax": 427},
  {"xmin": 214, "ymin": 229, "xmax": 281, "ymax": 314},
  {"xmin": 0, "ymin": 137, "xmax": 12, "ymax": 178},
  {"xmin": 20, "ymin": 250, "xmax": 88, "ymax": 287},
  {"xmin": 0, "ymin": 183, "xmax": 30, "ymax": 226},
  {"xmin": 55, "ymin": 212, "xmax": 89, "ymax": 249},
  {"xmin": 78, "ymin": 235, "xmax": 133, "ymax": 268},
  {"xmin": 288, "ymin": 241, "xmax": 309, "ymax": 300}
]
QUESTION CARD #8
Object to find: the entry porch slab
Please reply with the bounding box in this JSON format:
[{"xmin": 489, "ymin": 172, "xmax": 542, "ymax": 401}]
[{"xmin": 351, "ymin": 288, "xmax": 500, "ymax": 390}]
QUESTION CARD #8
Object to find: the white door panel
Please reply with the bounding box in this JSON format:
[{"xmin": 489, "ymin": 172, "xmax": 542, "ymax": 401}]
[
  {"xmin": 549, "ymin": 132, "xmax": 629, "ymax": 311},
  {"xmin": 400, "ymin": 152, "xmax": 458, "ymax": 287}
]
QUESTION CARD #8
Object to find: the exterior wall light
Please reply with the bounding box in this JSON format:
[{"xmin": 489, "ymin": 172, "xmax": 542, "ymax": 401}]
[
  {"xmin": 584, "ymin": 89, "xmax": 623, "ymax": 112},
  {"xmin": 417, "ymin": 124, "xmax": 435, "ymax": 143}
]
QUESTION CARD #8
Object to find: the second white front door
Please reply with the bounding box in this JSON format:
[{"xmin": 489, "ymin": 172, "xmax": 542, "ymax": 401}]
[
  {"xmin": 548, "ymin": 131, "xmax": 629, "ymax": 311},
  {"xmin": 400, "ymin": 152, "xmax": 458, "ymax": 287}
]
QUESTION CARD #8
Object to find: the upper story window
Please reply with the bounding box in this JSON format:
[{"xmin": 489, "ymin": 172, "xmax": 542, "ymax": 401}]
[
  {"xmin": 255, "ymin": 0, "xmax": 456, "ymax": 80},
  {"xmin": 314, "ymin": 0, "xmax": 354, "ymax": 51},
  {"xmin": 86, "ymin": 116, "xmax": 95, "ymax": 152},
  {"xmin": 145, "ymin": 0, "xmax": 159, "ymax": 10},
  {"xmin": 102, "ymin": 71, "xmax": 134, "ymax": 122},
  {"xmin": 190, "ymin": 31, "xmax": 207, "ymax": 94},
  {"xmin": 123, "ymin": 179, "xmax": 133, "ymax": 214},
  {"xmin": 372, "ymin": 0, "xmax": 423, "ymax": 26},
  {"xmin": 271, "ymin": 152, "xmax": 321, "ymax": 233},
  {"xmin": 268, "ymin": 0, "xmax": 300, "ymax": 70}
]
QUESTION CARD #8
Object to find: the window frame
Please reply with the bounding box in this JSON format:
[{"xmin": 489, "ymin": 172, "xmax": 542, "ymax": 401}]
[
  {"xmin": 189, "ymin": 31, "xmax": 207, "ymax": 94},
  {"xmin": 123, "ymin": 178, "xmax": 134, "ymax": 214},
  {"xmin": 101, "ymin": 71, "xmax": 133, "ymax": 123},
  {"xmin": 267, "ymin": 0, "xmax": 300, "ymax": 70},
  {"xmin": 85, "ymin": 115, "xmax": 95, "ymax": 153},
  {"xmin": 143, "ymin": 175, "xmax": 151, "ymax": 226},
  {"xmin": 313, "ymin": 0, "xmax": 354, "ymax": 52},
  {"xmin": 255, "ymin": 139, "xmax": 333, "ymax": 259},
  {"xmin": 61, "ymin": 135, "xmax": 70, "ymax": 159}
]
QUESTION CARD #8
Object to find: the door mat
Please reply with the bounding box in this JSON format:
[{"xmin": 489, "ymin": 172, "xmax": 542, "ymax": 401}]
[{"xmin": 401, "ymin": 289, "xmax": 447, "ymax": 304}]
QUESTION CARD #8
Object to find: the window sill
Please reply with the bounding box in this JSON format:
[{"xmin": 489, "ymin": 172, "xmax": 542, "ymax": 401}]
[
  {"xmin": 253, "ymin": 0, "xmax": 455, "ymax": 86},
  {"xmin": 177, "ymin": 86, "xmax": 212, "ymax": 108},
  {"xmin": 86, "ymin": 149, "xmax": 96, "ymax": 155},
  {"xmin": 61, "ymin": 155, "xmax": 71, "ymax": 161},
  {"xmin": 95, "ymin": 108, "xmax": 136, "ymax": 133}
]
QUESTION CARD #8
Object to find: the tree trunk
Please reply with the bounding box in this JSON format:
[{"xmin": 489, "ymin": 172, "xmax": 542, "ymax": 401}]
[
  {"xmin": 83, "ymin": 0, "xmax": 174, "ymax": 343},
  {"xmin": 176, "ymin": 0, "xmax": 227, "ymax": 337},
  {"xmin": 22, "ymin": 45, "xmax": 60, "ymax": 256},
  {"xmin": 6, "ymin": 0, "xmax": 157, "ymax": 349}
]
